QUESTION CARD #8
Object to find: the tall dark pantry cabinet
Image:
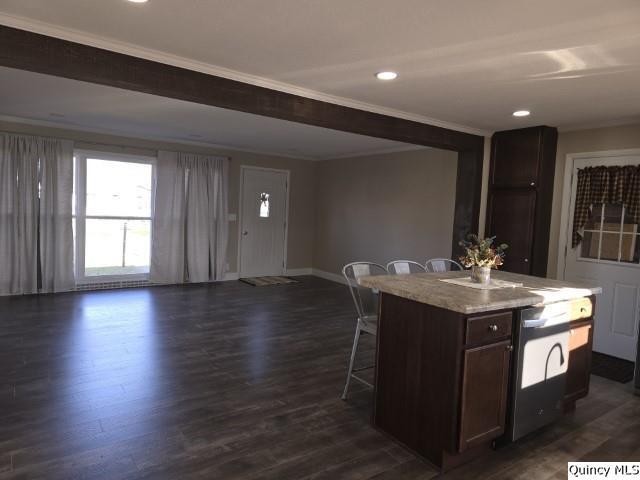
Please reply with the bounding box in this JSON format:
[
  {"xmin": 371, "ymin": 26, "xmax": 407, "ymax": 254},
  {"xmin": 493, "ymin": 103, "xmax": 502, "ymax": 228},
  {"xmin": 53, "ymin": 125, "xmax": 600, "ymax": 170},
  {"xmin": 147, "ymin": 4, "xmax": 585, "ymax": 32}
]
[{"xmin": 485, "ymin": 126, "xmax": 558, "ymax": 277}]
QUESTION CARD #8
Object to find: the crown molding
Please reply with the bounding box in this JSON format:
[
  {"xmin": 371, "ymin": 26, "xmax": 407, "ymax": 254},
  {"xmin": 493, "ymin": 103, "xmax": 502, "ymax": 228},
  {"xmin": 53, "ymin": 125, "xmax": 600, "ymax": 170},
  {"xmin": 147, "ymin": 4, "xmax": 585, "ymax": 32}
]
[
  {"xmin": 558, "ymin": 116, "xmax": 640, "ymax": 133},
  {"xmin": 0, "ymin": 13, "xmax": 491, "ymax": 137}
]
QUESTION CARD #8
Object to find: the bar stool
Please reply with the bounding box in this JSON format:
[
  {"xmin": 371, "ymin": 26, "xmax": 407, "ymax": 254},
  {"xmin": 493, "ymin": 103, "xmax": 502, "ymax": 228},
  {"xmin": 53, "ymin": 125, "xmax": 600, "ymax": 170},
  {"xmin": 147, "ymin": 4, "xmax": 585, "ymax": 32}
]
[
  {"xmin": 424, "ymin": 258, "xmax": 463, "ymax": 272},
  {"xmin": 386, "ymin": 260, "xmax": 427, "ymax": 274},
  {"xmin": 341, "ymin": 261, "xmax": 388, "ymax": 400}
]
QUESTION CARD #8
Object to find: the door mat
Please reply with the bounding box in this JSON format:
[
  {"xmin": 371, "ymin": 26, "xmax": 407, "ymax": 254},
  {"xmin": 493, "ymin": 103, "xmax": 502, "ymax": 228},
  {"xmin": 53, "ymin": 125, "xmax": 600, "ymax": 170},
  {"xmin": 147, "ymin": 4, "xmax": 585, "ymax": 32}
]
[
  {"xmin": 239, "ymin": 276, "xmax": 299, "ymax": 287},
  {"xmin": 591, "ymin": 351, "xmax": 635, "ymax": 384}
]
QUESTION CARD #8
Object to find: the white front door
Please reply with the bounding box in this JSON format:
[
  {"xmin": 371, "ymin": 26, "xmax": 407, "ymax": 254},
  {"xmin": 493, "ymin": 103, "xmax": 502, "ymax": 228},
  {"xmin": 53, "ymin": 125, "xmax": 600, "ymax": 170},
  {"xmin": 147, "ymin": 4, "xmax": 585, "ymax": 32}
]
[
  {"xmin": 564, "ymin": 154, "xmax": 640, "ymax": 361},
  {"xmin": 239, "ymin": 167, "xmax": 288, "ymax": 278}
]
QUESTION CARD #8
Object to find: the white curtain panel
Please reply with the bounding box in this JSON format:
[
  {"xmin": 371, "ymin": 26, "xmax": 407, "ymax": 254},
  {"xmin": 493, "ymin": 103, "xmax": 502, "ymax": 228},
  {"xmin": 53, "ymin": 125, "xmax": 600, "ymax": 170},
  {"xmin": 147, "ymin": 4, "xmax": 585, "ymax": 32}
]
[
  {"xmin": 39, "ymin": 138, "xmax": 75, "ymax": 293},
  {"xmin": 150, "ymin": 151, "xmax": 186, "ymax": 284},
  {"xmin": 150, "ymin": 151, "xmax": 229, "ymax": 284},
  {"xmin": 0, "ymin": 133, "xmax": 74, "ymax": 295}
]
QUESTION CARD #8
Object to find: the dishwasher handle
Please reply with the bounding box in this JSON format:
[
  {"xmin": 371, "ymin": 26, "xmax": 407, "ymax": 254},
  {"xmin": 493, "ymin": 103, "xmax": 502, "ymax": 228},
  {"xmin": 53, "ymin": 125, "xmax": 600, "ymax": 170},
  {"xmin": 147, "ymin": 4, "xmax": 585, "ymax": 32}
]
[
  {"xmin": 523, "ymin": 318, "xmax": 547, "ymax": 328},
  {"xmin": 521, "ymin": 309, "xmax": 569, "ymax": 328}
]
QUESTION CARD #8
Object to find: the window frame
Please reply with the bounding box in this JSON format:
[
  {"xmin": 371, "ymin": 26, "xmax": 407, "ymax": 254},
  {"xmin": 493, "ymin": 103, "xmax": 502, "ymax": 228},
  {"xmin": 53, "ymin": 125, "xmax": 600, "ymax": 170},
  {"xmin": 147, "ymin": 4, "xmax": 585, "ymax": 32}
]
[
  {"xmin": 577, "ymin": 202, "xmax": 640, "ymax": 268},
  {"xmin": 74, "ymin": 150, "xmax": 156, "ymax": 283}
]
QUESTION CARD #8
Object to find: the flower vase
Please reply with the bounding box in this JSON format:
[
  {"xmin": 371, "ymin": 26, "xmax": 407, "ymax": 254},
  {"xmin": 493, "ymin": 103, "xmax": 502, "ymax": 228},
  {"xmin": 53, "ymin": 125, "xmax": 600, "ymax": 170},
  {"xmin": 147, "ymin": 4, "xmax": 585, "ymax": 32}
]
[{"xmin": 471, "ymin": 266, "xmax": 491, "ymax": 284}]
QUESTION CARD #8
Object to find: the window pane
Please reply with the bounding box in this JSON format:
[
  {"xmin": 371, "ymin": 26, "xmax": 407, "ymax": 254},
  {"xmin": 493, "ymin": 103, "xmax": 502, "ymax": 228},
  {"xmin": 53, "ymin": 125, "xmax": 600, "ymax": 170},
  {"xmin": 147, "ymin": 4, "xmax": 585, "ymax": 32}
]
[
  {"xmin": 623, "ymin": 207, "xmax": 639, "ymax": 234},
  {"xmin": 86, "ymin": 159, "xmax": 152, "ymax": 217},
  {"xmin": 583, "ymin": 204, "xmax": 601, "ymax": 230},
  {"xmin": 85, "ymin": 219, "xmax": 150, "ymax": 276},
  {"xmin": 124, "ymin": 220, "xmax": 152, "ymax": 268},
  {"xmin": 620, "ymin": 234, "xmax": 639, "ymax": 264},
  {"xmin": 580, "ymin": 231, "xmax": 599, "ymax": 259},
  {"xmin": 600, "ymin": 232, "xmax": 620, "ymax": 261},
  {"xmin": 259, "ymin": 193, "xmax": 270, "ymax": 218}
]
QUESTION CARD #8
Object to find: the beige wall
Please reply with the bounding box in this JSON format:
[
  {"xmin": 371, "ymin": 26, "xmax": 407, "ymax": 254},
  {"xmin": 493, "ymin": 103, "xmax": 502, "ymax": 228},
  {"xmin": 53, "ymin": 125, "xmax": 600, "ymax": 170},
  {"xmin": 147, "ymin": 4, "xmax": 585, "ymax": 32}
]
[
  {"xmin": 0, "ymin": 120, "xmax": 316, "ymax": 274},
  {"xmin": 547, "ymin": 123, "xmax": 640, "ymax": 278},
  {"xmin": 313, "ymin": 148, "xmax": 458, "ymax": 275}
]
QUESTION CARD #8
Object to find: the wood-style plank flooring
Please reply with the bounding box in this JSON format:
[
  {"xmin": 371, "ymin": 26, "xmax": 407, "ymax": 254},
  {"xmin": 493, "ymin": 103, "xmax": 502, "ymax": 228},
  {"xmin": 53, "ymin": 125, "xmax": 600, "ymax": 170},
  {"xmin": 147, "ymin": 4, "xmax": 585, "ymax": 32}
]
[{"xmin": 0, "ymin": 276, "xmax": 638, "ymax": 479}]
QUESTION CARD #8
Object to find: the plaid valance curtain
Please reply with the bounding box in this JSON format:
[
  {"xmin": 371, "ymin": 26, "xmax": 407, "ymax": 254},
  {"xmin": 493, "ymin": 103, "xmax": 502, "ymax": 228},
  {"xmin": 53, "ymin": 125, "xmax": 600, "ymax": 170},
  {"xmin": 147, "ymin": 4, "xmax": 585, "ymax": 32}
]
[{"xmin": 572, "ymin": 165, "xmax": 640, "ymax": 247}]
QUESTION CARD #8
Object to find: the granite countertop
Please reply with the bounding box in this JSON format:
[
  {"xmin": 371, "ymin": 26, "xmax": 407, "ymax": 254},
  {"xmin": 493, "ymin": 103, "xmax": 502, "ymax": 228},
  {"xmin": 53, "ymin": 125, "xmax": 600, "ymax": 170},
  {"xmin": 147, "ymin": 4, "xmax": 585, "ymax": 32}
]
[{"xmin": 358, "ymin": 270, "xmax": 602, "ymax": 315}]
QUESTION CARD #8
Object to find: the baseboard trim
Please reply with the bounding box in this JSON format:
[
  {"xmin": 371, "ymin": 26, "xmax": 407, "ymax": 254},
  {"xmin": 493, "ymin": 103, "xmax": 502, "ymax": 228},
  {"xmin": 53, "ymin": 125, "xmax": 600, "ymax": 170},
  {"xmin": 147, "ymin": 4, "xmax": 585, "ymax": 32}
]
[
  {"xmin": 311, "ymin": 269, "xmax": 347, "ymax": 285},
  {"xmin": 285, "ymin": 268, "xmax": 313, "ymax": 276},
  {"xmin": 223, "ymin": 272, "xmax": 240, "ymax": 281}
]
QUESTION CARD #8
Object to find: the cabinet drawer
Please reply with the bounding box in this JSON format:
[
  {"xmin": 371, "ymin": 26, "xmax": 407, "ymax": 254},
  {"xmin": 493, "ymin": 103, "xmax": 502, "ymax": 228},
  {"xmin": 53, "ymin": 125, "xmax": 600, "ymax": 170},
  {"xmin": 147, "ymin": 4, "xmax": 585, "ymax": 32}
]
[
  {"xmin": 569, "ymin": 297, "xmax": 593, "ymax": 321},
  {"xmin": 465, "ymin": 312, "xmax": 513, "ymax": 346}
]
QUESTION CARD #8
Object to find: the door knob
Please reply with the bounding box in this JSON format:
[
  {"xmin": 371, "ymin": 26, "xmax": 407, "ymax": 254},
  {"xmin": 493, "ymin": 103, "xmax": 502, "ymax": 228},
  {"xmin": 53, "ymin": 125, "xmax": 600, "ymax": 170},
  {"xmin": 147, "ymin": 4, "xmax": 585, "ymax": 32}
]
[{"xmin": 242, "ymin": 231, "xmax": 248, "ymax": 236}]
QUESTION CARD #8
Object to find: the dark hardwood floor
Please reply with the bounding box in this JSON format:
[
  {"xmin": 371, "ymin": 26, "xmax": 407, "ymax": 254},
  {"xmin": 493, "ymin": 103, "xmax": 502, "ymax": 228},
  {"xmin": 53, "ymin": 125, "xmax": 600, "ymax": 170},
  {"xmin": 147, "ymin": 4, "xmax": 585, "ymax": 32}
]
[{"xmin": 0, "ymin": 276, "xmax": 638, "ymax": 479}]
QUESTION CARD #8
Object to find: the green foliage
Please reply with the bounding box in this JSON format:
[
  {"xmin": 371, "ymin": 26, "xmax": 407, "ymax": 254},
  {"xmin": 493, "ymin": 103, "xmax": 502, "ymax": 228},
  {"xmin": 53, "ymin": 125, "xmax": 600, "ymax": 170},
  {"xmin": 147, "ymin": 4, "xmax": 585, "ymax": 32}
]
[{"xmin": 458, "ymin": 234, "xmax": 509, "ymax": 269}]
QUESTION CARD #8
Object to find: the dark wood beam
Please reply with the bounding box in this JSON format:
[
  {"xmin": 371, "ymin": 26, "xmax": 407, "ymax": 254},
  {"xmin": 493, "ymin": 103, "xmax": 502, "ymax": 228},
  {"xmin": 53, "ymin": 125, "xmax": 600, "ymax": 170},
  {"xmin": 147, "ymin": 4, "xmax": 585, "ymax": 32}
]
[
  {"xmin": 0, "ymin": 24, "xmax": 486, "ymax": 248},
  {"xmin": 0, "ymin": 25, "xmax": 483, "ymax": 152}
]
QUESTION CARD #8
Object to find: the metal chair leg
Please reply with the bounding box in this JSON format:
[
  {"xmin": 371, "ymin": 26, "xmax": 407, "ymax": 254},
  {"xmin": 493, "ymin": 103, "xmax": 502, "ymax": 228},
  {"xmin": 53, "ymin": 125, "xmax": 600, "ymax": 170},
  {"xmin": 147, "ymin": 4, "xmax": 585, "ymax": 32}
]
[{"xmin": 342, "ymin": 322, "xmax": 362, "ymax": 400}]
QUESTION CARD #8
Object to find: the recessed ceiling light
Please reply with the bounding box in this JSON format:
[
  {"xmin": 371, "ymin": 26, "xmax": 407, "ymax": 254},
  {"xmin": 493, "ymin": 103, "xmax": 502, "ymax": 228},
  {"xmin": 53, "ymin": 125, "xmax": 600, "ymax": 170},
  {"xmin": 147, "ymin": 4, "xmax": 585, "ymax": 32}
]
[
  {"xmin": 512, "ymin": 110, "xmax": 530, "ymax": 117},
  {"xmin": 375, "ymin": 71, "xmax": 398, "ymax": 81},
  {"xmin": 127, "ymin": 0, "xmax": 148, "ymax": 3}
]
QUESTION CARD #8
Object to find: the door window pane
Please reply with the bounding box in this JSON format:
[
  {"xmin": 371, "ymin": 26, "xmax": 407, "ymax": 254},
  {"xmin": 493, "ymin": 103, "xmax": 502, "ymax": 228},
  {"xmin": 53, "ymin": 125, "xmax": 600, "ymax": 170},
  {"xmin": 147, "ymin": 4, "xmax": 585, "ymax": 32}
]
[
  {"xmin": 86, "ymin": 159, "xmax": 152, "ymax": 217},
  {"xmin": 620, "ymin": 235, "xmax": 640, "ymax": 264},
  {"xmin": 579, "ymin": 202, "xmax": 640, "ymax": 265},
  {"xmin": 600, "ymin": 233, "xmax": 620, "ymax": 261},
  {"xmin": 85, "ymin": 219, "xmax": 151, "ymax": 276},
  {"xmin": 580, "ymin": 231, "xmax": 599, "ymax": 259},
  {"xmin": 259, "ymin": 193, "xmax": 270, "ymax": 218}
]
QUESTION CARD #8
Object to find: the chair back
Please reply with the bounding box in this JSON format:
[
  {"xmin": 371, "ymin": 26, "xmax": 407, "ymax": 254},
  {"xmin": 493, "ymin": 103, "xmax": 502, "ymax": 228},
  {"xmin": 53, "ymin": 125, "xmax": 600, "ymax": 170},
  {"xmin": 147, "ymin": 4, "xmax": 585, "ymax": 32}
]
[
  {"xmin": 386, "ymin": 260, "xmax": 426, "ymax": 275},
  {"xmin": 342, "ymin": 262, "xmax": 388, "ymax": 320},
  {"xmin": 425, "ymin": 258, "xmax": 463, "ymax": 272}
]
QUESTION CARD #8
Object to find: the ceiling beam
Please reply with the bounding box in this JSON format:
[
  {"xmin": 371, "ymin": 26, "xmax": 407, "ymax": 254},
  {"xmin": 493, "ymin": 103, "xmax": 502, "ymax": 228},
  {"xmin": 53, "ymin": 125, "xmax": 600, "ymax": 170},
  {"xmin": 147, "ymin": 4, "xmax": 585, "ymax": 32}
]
[
  {"xmin": 0, "ymin": 23, "xmax": 485, "ymax": 250},
  {"xmin": 0, "ymin": 24, "xmax": 483, "ymax": 152}
]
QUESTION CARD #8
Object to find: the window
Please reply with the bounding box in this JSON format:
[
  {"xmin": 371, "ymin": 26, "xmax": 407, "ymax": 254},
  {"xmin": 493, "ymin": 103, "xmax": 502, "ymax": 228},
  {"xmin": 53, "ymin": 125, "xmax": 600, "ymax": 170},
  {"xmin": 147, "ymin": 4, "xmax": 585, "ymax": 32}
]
[
  {"xmin": 74, "ymin": 151, "xmax": 155, "ymax": 281},
  {"xmin": 259, "ymin": 192, "xmax": 270, "ymax": 218},
  {"xmin": 580, "ymin": 203, "xmax": 640, "ymax": 265}
]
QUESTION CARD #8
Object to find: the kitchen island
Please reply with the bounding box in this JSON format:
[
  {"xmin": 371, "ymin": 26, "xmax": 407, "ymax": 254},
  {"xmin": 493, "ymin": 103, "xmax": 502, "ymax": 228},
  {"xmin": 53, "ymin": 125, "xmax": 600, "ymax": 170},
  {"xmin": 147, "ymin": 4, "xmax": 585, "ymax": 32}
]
[{"xmin": 358, "ymin": 270, "xmax": 601, "ymax": 472}]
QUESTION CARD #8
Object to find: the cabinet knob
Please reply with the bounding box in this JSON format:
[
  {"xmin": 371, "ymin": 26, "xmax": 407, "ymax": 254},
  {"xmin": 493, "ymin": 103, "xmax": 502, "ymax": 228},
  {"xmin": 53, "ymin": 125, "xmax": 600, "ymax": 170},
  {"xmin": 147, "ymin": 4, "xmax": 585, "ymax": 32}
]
[
  {"xmin": 524, "ymin": 258, "xmax": 529, "ymax": 263},
  {"xmin": 580, "ymin": 307, "xmax": 587, "ymax": 313},
  {"xmin": 488, "ymin": 324, "xmax": 499, "ymax": 332},
  {"xmin": 506, "ymin": 345, "xmax": 514, "ymax": 351},
  {"xmin": 530, "ymin": 182, "xmax": 536, "ymax": 186}
]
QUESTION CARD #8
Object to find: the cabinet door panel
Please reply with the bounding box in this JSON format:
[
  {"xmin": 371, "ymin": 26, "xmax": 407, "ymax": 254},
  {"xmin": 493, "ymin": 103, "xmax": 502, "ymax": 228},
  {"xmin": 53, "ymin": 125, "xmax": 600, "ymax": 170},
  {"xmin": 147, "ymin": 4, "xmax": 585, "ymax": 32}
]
[
  {"xmin": 565, "ymin": 321, "xmax": 593, "ymax": 403},
  {"xmin": 459, "ymin": 341, "xmax": 511, "ymax": 451},
  {"xmin": 491, "ymin": 129, "xmax": 541, "ymax": 187},
  {"xmin": 486, "ymin": 190, "xmax": 536, "ymax": 275}
]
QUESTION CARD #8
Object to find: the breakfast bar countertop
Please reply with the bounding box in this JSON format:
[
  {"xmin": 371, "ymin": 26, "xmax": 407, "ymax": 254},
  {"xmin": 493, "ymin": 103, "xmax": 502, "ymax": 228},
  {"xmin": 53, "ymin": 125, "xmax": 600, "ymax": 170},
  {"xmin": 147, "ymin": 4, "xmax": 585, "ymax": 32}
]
[{"xmin": 358, "ymin": 270, "xmax": 602, "ymax": 315}]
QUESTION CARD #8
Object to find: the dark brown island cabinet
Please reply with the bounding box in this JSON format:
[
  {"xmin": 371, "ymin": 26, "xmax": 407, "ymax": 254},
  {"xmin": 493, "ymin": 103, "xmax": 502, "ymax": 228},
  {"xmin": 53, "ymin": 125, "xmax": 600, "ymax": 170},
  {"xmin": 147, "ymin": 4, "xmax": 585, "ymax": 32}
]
[{"xmin": 359, "ymin": 271, "xmax": 600, "ymax": 473}]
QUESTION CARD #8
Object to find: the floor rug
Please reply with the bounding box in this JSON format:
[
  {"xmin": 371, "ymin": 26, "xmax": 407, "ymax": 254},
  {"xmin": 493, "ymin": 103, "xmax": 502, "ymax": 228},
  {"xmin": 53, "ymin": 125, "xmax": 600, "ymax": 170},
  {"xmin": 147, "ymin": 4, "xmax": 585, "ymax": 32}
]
[
  {"xmin": 239, "ymin": 276, "xmax": 299, "ymax": 287},
  {"xmin": 591, "ymin": 351, "xmax": 635, "ymax": 383}
]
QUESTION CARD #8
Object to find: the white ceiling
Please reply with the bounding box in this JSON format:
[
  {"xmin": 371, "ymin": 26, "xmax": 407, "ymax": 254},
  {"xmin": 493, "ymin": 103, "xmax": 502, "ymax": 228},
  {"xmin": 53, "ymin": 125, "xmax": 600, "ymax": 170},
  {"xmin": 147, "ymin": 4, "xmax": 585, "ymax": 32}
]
[
  {"xmin": 0, "ymin": 67, "xmax": 422, "ymax": 160},
  {"xmin": 2, "ymin": 0, "xmax": 640, "ymax": 132}
]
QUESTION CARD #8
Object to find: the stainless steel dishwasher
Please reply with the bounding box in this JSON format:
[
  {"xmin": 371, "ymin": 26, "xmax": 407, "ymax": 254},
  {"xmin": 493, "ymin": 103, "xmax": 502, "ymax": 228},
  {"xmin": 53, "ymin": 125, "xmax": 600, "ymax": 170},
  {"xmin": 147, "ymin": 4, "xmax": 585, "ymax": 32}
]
[{"xmin": 508, "ymin": 302, "xmax": 571, "ymax": 441}]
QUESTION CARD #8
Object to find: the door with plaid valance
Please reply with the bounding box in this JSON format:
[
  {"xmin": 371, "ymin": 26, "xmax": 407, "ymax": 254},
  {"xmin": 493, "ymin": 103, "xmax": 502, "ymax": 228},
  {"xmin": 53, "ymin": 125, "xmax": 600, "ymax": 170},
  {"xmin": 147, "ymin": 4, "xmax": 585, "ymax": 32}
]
[{"xmin": 572, "ymin": 165, "xmax": 640, "ymax": 247}]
